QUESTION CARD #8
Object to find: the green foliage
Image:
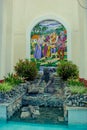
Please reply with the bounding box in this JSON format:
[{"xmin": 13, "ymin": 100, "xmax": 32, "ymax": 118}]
[
  {"xmin": 67, "ymin": 79, "xmax": 84, "ymax": 87},
  {"xmin": 4, "ymin": 73, "xmax": 23, "ymax": 86},
  {"xmin": 0, "ymin": 82, "xmax": 12, "ymax": 92},
  {"xmin": 14, "ymin": 59, "xmax": 38, "ymax": 81},
  {"xmin": 67, "ymin": 79, "xmax": 87, "ymax": 94},
  {"xmin": 36, "ymin": 62, "xmax": 40, "ymax": 70},
  {"xmin": 69, "ymin": 85, "xmax": 87, "ymax": 94},
  {"xmin": 57, "ymin": 61, "xmax": 79, "ymax": 81}
]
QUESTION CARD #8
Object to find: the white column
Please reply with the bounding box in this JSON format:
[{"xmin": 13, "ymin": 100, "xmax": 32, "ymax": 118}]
[
  {"xmin": 78, "ymin": 0, "xmax": 87, "ymax": 79},
  {"xmin": 80, "ymin": 0, "xmax": 87, "ymax": 79},
  {"xmin": 84, "ymin": 1, "xmax": 87, "ymax": 79},
  {"xmin": 0, "ymin": 0, "xmax": 3, "ymax": 74},
  {"xmin": 5, "ymin": 0, "xmax": 14, "ymax": 74},
  {"xmin": 0, "ymin": 0, "xmax": 14, "ymax": 79},
  {"xmin": 0, "ymin": 0, "xmax": 6, "ymax": 79}
]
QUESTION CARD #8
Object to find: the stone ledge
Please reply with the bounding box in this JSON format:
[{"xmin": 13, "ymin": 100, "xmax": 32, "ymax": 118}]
[
  {"xmin": 66, "ymin": 106, "xmax": 87, "ymax": 110},
  {"xmin": 64, "ymin": 105, "xmax": 87, "ymax": 124},
  {"xmin": 0, "ymin": 92, "xmax": 26, "ymax": 121}
]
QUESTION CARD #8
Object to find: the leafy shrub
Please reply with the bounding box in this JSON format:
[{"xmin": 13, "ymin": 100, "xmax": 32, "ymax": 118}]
[
  {"xmin": 57, "ymin": 61, "xmax": 79, "ymax": 81},
  {"xmin": 69, "ymin": 85, "xmax": 87, "ymax": 94},
  {"xmin": 14, "ymin": 59, "xmax": 38, "ymax": 81},
  {"xmin": 67, "ymin": 79, "xmax": 84, "ymax": 87},
  {"xmin": 0, "ymin": 82, "xmax": 12, "ymax": 92},
  {"xmin": 4, "ymin": 73, "xmax": 23, "ymax": 86}
]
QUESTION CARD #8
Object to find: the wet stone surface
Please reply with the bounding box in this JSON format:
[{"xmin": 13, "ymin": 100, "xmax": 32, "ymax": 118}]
[
  {"xmin": 22, "ymin": 93, "xmax": 64, "ymax": 107},
  {"xmin": 10, "ymin": 106, "xmax": 65, "ymax": 125}
]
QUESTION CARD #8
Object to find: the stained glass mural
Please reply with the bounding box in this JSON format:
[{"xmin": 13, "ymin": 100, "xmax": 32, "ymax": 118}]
[{"xmin": 30, "ymin": 19, "xmax": 67, "ymax": 69}]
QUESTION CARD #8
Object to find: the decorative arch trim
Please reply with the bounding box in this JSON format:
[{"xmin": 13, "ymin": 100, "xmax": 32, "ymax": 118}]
[{"xmin": 26, "ymin": 15, "xmax": 71, "ymax": 61}]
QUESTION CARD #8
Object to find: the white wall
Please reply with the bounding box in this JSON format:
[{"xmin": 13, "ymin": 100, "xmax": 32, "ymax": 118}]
[
  {"xmin": 0, "ymin": 0, "xmax": 87, "ymax": 79},
  {"xmin": 78, "ymin": 1, "xmax": 87, "ymax": 78},
  {"xmin": 0, "ymin": 0, "xmax": 5, "ymax": 79},
  {"xmin": 0, "ymin": 0, "xmax": 3, "ymax": 76},
  {"xmin": 13, "ymin": 0, "xmax": 79, "ymax": 63}
]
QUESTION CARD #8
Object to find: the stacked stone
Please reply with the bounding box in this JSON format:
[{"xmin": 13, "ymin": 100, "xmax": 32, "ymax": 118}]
[
  {"xmin": 20, "ymin": 105, "xmax": 40, "ymax": 119},
  {"xmin": 22, "ymin": 94, "xmax": 63, "ymax": 108},
  {"xmin": 64, "ymin": 92, "xmax": 87, "ymax": 107},
  {"xmin": 52, "ymin": 77, "xmax": 62, "ymax": 88},
  {"xmin": 0, "ymin": 83, "xmax": 27, "ymax": 103}
]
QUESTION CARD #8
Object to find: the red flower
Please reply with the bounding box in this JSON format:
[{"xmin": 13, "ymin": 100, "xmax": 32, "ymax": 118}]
[
  {"xmin": 79, "ymin": 77, "xmax": 87, "ymax": 87},
  {"xmin": 0, "ymin": 79, "xmax": 4, "ymax": 83}
]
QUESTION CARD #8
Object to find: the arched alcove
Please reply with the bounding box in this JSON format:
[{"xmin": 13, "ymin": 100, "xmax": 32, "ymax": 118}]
[{"xmin": 26, "ymin": 15, "xmax": 71, "ymax": 69}]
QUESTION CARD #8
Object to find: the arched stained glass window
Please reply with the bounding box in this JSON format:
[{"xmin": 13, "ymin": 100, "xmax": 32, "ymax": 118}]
[{"xmin": 30, "ymin": 19, "xmax": 67, "ymax": 68}]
